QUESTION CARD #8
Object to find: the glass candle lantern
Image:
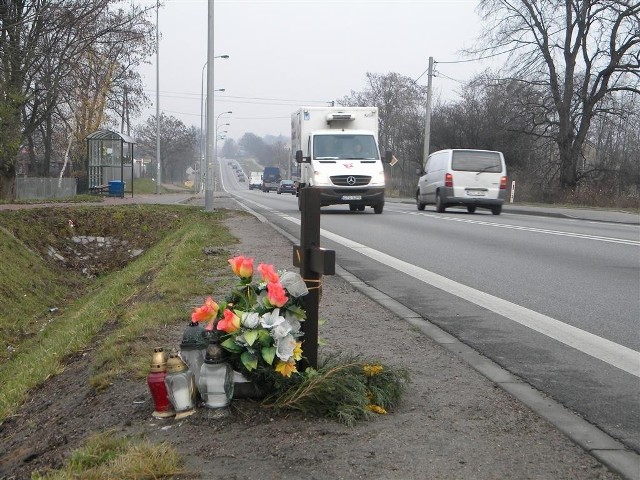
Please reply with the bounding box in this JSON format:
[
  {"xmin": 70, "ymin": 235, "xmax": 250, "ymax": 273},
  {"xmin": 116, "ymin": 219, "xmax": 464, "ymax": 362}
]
[
  {"xmin": 147, "ymin": 347, "xmax": 174, "ymax": 418},
  {"xmin": 164, "ymin": 351, "xmax": 196, "ymax": 419},
  {"xmin": 198, "ymin": 341, "xmax": 234, "ymax": 408},
  {"xmin": 179, "ymin": 321, "xmax": 207, "ymax": 388}
]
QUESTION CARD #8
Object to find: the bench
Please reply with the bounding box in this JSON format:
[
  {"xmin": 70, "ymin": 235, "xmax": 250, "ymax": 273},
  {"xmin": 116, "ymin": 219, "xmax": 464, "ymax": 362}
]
[{"xmin": 89, "ymin": 185, "xmax": 110, "ymax": 195}]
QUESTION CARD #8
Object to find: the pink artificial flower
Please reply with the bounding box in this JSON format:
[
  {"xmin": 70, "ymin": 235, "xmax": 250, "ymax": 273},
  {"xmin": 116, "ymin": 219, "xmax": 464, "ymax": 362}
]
[
  {"xmin": 266, "ymin": 282, "xmax": 288, "ymax": 308},
  {"xmin": 217, "ymin": 309, "xmax": 241, "ymax": 334},
  {"xmin": 191, "ymin": 296, "xmax": 219, "ymax": 323},
  {"xmin": 258, "ymin": 263, "xmax": 280, "ymax": 283},
  {"xmin": 228, "ymin": 256, "xmax": 254, "ymax": 279}
]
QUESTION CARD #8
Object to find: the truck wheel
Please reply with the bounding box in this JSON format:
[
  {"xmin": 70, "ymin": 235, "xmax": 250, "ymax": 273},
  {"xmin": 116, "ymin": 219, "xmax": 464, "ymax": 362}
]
[
  {"xmin": 373, "ymin": 203, "xmax": 384, "ymax": 214},
  {"xmin": 435, "ymin": 192, "xmax": 446, "ymax": 213},
  {"xmin": 416, "ymin": 192, "xmax": 426, "ymax": 211}
]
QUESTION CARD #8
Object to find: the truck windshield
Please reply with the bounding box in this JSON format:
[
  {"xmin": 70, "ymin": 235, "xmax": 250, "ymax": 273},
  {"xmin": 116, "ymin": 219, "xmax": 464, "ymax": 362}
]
[{"xmin": 313, "ymin": 134, "xmax": 379, "ymax": 160}]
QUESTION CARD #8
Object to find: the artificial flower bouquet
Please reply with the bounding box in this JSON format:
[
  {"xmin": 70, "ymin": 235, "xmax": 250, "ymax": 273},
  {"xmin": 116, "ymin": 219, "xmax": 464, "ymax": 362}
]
[
  {"xmin": 191, "ymin": 255, "xmax": 309, "ymax": 386},
  {"xmin": 190, "ymin": 254, "xmax": 410, "ymax": 424}
]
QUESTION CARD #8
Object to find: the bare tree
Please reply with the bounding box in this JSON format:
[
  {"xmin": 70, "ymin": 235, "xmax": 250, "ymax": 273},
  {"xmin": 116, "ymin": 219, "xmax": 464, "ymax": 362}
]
[
  {"xmin": 340, "ymin": 72, "xmax": 427, "ymax": 195},
  {"xmin": 0, "ymin": 0, "xmax": 154, "ymax": 199},
  {"xmin": 135, "ymin": 114, "xmax": 197, "ymax": 184},
  {"xmin": 475, "ymin": 0, "xmax": 640, "ymax": 193}
]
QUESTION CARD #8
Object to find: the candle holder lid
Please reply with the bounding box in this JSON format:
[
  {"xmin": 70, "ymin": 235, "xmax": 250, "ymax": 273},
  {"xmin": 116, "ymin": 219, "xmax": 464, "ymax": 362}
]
[
  {"xmin": 180, "ymin": 321, "xmax": 208, "ymax": 350},
  {"xmin": 204, "ymin": 342, "xmax": 226, "ymax": 364},
  {"xmin": 166, "ymin": 352, "xmax": 188, "ymax": 373},
  {"xmin": 150, "ymin": 347, "xmax": 168, "ymax": 372}
]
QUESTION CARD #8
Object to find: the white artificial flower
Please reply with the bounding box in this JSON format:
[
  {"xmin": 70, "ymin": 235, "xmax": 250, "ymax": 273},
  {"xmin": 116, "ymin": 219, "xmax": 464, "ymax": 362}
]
[
  {"xmin": 284, "ymin": 311, "xmax": 302, "ymax": 332},
  {"xmin": 260, "ymin": 308, "xmax": 285, "ymax": 329},
  {"xmin": 279, "ymin": 271, "xmax": 308, "ymax": 297},
  {"xmin": 241, "ymin": 311, "xmax": 260, "ymax": 329},
  {"xmin": 272, "ymin": 319, "xmax": 293, "ymax": 340},
  {"xmin": 275, "ymin": 334, "xmax": 297, "ymax": 361}
]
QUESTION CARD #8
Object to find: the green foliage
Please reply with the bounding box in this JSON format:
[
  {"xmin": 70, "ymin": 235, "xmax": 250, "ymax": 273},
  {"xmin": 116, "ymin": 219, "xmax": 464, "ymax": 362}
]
[{"xmin": 262, "ymin": 354, "xmax": 410, "ymax": 426}]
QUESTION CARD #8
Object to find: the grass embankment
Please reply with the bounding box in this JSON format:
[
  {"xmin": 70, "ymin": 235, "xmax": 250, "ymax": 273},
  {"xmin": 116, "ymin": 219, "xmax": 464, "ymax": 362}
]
[{"xmin": 0, "ymin": 204, "xmax": 240, "ymax": 477}]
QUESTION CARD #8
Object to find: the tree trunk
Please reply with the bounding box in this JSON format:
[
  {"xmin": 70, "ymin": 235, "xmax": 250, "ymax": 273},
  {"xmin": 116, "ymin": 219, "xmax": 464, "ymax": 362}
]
[{"xmin": 0, "ymin": 171, "xmax": 17, "ymax": 201}]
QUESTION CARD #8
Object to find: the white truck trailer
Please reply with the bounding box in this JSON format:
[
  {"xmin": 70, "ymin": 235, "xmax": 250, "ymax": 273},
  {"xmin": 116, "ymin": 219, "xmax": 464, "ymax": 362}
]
[
  {"xmin": 292, "ymin": 107, "xmax": 392, "ymax": 214},
  {"xmin": 249, "ymin": 171, "xmax": 263, "ymax": 190}
]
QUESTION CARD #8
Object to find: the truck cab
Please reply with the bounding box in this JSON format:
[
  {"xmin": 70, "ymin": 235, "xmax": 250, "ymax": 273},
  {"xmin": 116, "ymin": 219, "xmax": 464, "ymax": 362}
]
[{"xmin": 292, "ymin": 107, "xmax": 392, "ymax": 214}]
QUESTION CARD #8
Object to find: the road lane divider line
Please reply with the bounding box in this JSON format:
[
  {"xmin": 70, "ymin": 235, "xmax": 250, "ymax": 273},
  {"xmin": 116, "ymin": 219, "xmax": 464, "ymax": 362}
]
[
  {"xmin": 229, "ymin": 195, "xmax": 640, "ymax": 377},
  {"xmin": 386, "ymin": 208, "xmax": 640, "ymax": 246},
  {"xmin": 281, "ymin": 210, "xmax": 639, "ymax": 377}
]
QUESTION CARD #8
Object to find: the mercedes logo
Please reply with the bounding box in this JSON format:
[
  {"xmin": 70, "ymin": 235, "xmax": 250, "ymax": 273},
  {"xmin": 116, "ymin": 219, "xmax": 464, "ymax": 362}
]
[{"xmin": 346, "ymin": 176, "xmax": 356, "ymax": 186}]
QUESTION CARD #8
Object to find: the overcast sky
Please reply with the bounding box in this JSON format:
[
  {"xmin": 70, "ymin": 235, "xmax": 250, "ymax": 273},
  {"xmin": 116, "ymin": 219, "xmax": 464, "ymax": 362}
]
[{"xmin": 138, "ymin": 0, "xmax": 496, "ymax": 141}]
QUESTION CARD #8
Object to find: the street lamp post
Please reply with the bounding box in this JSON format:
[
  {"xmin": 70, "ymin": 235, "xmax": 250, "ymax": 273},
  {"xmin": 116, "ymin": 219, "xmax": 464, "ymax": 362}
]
[
  {"xmin": 202, "ymin": 51, "xmax": 228, "ymax": 203},
  {"xmin": 155, "ymin": 0, "xmax": 161, "ymax": 194},
  {"xmin": 204, "ymin": 111, "xmax": 233, "ymax": 212},
  {"xmin": 215, "ymin": 124, "xmax": 230, "ymax": 166},
  {"xmin": 199, "ymin": 86, "xmax": 225, "ymax": 193}
]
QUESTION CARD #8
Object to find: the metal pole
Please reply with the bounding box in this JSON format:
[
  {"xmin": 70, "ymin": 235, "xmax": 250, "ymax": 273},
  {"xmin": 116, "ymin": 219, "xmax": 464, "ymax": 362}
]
[
  {"xmin": 205, "ymin": 0, "xmax": 215, "ymax": 210},
  {"xmin": 199, "ymin": 62, "xmax": 207, "ymax": 193},
  {"xmin": 155, "ymin": 0, "xmax": 161, "ymax": 194},
  {"xmin": 422, "ymin": 56, "xmax": 434, "ymax": 165}
]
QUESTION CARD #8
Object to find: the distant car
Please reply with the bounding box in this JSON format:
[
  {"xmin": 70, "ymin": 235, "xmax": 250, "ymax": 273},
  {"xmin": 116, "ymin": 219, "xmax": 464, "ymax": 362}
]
[{"xmin": 277, "ymin": 179, "xmax": 296, "ymax": 195}]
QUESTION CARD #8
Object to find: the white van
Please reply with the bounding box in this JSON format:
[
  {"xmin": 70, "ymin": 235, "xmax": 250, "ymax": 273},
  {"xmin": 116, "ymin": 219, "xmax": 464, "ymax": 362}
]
[{"xmin": 416, "ymin": 149, "xmax": 507, "ymax": 215}]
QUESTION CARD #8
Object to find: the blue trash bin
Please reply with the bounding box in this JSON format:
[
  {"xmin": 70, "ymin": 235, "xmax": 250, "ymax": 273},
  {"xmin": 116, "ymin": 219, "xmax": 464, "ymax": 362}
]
[{"xmin": 108, "ymin": 180, "xmax": 125, "ymax": 197}]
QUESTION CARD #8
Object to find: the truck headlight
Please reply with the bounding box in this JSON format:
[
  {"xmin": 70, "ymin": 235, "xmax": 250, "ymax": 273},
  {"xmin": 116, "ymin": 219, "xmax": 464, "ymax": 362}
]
[
  {"xmin": 313, "ymin": 171, "xmax": 331, "ymax": 186},
  {"xmin": 371, "ymin": 170, "xmax": 385, "ymax": 184}
]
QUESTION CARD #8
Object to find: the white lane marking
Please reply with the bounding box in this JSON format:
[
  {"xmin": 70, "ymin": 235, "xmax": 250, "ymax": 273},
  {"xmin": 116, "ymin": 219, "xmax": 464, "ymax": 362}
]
[
  {"xmin": 230, "ymin": 194, "xmax": 640, "ymax": 376},
  {"xmin": 252, "ymin": 213, "xmax": 639, "ymax": 379},
  {"xmin": 386, "ymin": 208, "xmax": 640, "ymax": 246}
]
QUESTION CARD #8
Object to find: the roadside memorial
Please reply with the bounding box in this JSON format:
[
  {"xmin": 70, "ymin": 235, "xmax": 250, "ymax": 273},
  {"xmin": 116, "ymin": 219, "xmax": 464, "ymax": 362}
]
[{"xmin": 146, "ymin": 187, "xmax": 409, "ymax": 423}]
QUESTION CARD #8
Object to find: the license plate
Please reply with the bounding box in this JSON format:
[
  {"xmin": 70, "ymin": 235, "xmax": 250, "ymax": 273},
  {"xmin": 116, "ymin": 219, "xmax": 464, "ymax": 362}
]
[
  {"xmin": 342, "ymin": 195, "xmax": 362, "ymax": 201},
  {"xmin": 466, "ymin": 190, "xmax": 486, "ymax": 197}
]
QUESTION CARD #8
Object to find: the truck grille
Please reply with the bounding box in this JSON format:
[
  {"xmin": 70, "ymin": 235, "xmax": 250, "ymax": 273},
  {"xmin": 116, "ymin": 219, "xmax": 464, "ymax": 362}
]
[{"xmin": 330, "ymin": 175, "xmax": 371, "ymax": 187}]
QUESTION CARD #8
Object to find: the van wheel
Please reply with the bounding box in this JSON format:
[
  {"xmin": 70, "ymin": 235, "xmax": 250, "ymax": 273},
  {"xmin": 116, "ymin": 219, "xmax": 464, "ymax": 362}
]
[
  {"xmin": 435, "ymin": 192, "xmax": 446, "ymax": 213},
  {"xmin": 349, "ymin": 205, "xmax": 357, "ymax": 212},
  {"xmin": 491, "ymin": 205, "xmax": 502, "ymax": 215},
  {"xmin": 357, "ymin": 205, "xmax": 365, "ymax": 211},
  {"xmin": 467, "ymin": 206, "xmax": 476, "ymax": 214},
  {"xmin": 416, "ymin": 192, "xmax": 426, "ymax": 211},
  {"xmin": 373, "ymin": 203, "xmax": 384, "ymax": 214}
]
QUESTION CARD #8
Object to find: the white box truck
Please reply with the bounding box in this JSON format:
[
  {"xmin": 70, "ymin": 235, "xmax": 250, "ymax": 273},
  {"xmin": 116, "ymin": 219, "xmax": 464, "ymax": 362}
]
[{"xmin": 292, "ymin": 107, "xmax": 392, "ymax": 214}]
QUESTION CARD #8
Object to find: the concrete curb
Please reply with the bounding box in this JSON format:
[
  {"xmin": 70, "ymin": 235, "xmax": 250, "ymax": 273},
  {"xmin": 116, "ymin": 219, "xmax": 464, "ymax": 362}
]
[{"xmin": 335, "ymin": 265, "xmax": 640, "ymax": 480}]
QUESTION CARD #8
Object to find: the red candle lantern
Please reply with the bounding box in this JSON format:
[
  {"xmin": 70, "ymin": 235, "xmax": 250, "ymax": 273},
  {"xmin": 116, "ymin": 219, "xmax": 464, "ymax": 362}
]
[{"xmin": 146, "ymin": 347, "xmax": 174, "ymax": 418}]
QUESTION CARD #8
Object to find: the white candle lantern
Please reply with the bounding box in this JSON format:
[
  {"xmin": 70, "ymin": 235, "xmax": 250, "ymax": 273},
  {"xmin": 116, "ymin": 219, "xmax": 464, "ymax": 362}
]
[
  {"xmin": 164, "ymin": 351, "xmax": 196, "ymax": 419},
  {"xmin": 198, "ymin": 341, "xmax": 234, "ymax": 408}
]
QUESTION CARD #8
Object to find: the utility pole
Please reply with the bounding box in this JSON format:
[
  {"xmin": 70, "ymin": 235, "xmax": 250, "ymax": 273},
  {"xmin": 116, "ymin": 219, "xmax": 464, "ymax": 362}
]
[
  {"xmin": 205, "ymin": 0, "xmax": 215, "ymax": 211},
  {"xmin": 422, "ymin": 56, "xmax": 434, "ymax": 164},
  {"xmin": 155, "ymin": 0, "xmax": 161, "ymax": 194}
]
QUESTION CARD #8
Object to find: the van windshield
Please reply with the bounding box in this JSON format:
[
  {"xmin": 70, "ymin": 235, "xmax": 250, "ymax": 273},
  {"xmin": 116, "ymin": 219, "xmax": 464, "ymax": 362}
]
[
  {"xmin": 313, "ymin": 134, "xmax": 379, "ymax": 160},
  {"xmin": 452, "ymin": 151, "xmax": 502, "ymax": 173}
]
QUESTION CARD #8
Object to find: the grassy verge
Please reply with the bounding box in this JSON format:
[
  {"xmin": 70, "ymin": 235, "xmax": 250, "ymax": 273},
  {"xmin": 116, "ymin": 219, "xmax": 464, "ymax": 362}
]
[
  {"xmin": 32, "ymin": 430, "xmax": 186, "ymax": 479},
  {"xmin": 0, "ymin": 205, "xmax": 238, "ymax": 421}
]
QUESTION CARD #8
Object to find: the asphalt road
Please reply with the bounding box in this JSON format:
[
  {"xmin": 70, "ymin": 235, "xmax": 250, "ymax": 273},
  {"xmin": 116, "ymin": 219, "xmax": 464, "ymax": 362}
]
[{"xmin": 219, "ymin": 159, "xmax": 640, "ymax": 459}]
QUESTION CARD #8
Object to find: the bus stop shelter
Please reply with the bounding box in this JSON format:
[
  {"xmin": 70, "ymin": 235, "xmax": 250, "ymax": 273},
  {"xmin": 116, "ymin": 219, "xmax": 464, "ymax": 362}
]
[{"xmin": 85, "ymin": 130, "xmax": 135, "ymax": 197}]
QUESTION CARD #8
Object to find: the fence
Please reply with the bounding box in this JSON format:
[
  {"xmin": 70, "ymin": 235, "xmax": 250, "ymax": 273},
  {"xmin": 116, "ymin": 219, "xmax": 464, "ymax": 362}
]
[{"xmin": 16, "ymin": 177, "xmax": 77, "ymax": 200}]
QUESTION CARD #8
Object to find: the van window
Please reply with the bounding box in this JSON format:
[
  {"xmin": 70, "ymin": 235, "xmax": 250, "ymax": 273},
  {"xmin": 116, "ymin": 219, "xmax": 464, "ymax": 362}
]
[
  {"xmin": 452, "ymin": 151, "xmax": 502, "ymax": 172},
  {"xmin": 425, "ymin": 152, "xmax": 445, "ymax": 172}
]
